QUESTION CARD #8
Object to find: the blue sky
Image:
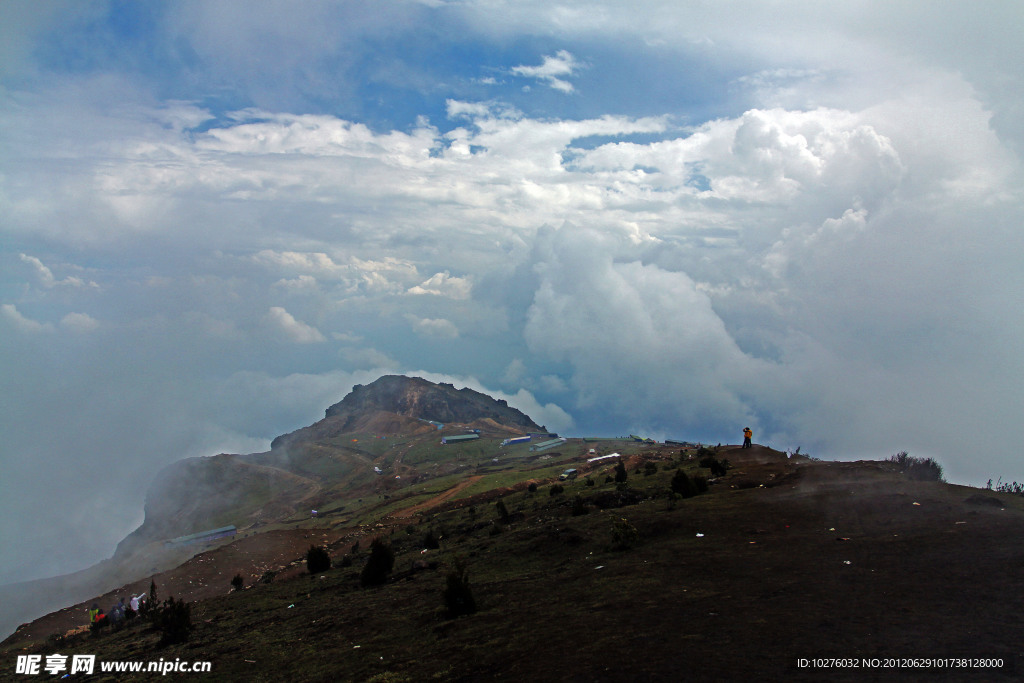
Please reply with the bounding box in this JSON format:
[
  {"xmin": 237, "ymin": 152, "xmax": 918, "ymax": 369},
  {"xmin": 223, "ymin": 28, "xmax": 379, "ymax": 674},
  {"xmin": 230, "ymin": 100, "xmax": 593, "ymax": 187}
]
[{"xmin": 2, "ymin": 0, "xmax": 1023, "ymax": 589}]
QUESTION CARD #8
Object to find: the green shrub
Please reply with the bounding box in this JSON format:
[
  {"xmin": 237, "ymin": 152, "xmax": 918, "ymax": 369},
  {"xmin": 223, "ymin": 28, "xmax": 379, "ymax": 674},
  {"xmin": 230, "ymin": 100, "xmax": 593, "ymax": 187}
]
[
  {"xmin": 614, "ymin": 460, "xmax": 628, "ymax": 483},
  {"xmin": 495, "ymin": 500, "xmax": 511, "ymax": 524},
  {"xmin": 230, "ymin": 574, "xmax": 244, "ymax": 591},
  {"xmin": 360, "ymin": 538, "xmax": 395, "ymax": 586},
  {"xmin": 671, "ymin": 469, "xmax": 698, "ymax": 498},
  {"xmin": 527, "ymin": 482, "xmax": 538, "ymax": 493},
  {"xmin": 610, "ymin": 517, "xmax": 638, "ymax": 551},
  {"xmin": 571, "ymin": 494, "xmax": 589, "ymax": 516},
  {"xmin": 700, "ymin": 456, "xmax": 729, "ymax": 477},
  {"xmin": 549, "ymin": 484, "xmax": 564, "ymax": 496},
  {"xmin": 442, "ymin": 558, "xmax": 477, "ymax": 618},
  {"xmin": 422, "ymin": 529, "xmax": 441, "ymax": 549},
  {"xmin": 585, "ymin": 478, "xmax": 595, "ymax": 486},
  {"xmin": 888, "ymin": 451, "xmax": 944, "ymax": 482},
  {"xmin": 155, "ymin": 596, "xmax": 192, "ymax": 645},
  {"xmin": 644, "ymin": 462, "xmax": 658, "ymax": 476},
  {"xmin": 306, "ymin": 545, "xmax": 332, "ymax": 574}
]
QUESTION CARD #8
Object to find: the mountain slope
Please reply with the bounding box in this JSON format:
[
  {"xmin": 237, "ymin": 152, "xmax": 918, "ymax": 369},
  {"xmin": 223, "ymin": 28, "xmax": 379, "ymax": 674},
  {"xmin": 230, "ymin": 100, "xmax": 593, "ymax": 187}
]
[
  {"xmin": 120, "ymin": 375, "xmax": 545, "ymax": 550},
  {"xmin": 7, "ymin": 447, "xmax": 1024, "ymax": 681}
]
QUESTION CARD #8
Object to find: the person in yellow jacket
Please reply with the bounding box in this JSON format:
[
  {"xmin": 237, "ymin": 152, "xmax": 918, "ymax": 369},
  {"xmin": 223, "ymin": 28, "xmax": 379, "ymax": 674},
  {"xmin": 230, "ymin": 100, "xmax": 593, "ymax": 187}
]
[
  {"xmin": 88, "ymin": 603, "xmax": 100, "ymax": 623},
  {"xmin": 742, "ymin": 427, "xmax": 752, "ymax": 449}
]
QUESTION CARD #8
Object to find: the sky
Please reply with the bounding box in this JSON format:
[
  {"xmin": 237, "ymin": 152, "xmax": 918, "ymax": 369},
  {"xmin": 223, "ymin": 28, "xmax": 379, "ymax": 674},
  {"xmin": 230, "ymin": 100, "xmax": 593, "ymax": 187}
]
[{"xmin": 2, "ymin": 0, "xmax": 1023, "ymax": 587}]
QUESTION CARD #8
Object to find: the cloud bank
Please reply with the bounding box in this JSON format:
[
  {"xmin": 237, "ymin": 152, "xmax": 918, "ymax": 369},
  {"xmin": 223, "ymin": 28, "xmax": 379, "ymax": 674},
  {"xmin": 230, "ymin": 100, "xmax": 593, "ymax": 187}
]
[{"xmin": 1, "ymin": 0, "xmax": 1022, "ymax": 591}]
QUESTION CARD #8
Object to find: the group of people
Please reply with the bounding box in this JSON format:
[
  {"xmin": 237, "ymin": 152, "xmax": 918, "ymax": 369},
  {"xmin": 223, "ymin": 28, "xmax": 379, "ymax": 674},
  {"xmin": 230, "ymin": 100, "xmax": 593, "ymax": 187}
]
[{"xmin": 88, "ymin": 593, "xmax": 147, "ymax": 626}]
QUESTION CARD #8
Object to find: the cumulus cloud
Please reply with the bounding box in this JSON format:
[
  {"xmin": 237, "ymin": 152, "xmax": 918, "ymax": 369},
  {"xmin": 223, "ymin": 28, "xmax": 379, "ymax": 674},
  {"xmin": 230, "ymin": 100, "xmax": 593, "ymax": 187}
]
[
  {"xmin": 266, "ymin": 306, "xmax": 326, "ymax": 343},
  {"xmin": 407, "ymin": 271, "xmax": 472, "ymax": 299},
  {"xmin": 406, "ymin": 314, "xmax": 460, "ymax": 339},
  {"xmin": 20, "ymin": 254, "xmax": 98, "ymax": 289},
  {"xmin": 511, "ymin": 50, "xmax": 584, "ymax": 93},
  {"xmin": 60, "ymin": 312, "xmax": 99, "ymax": 333},
  {"xmin": 2, "ymin": 0, "xmax": 1023, "ymax": 602},
  {"xmin": 1, "ymin": 304, "xmax": 54, "ymax": 333}
]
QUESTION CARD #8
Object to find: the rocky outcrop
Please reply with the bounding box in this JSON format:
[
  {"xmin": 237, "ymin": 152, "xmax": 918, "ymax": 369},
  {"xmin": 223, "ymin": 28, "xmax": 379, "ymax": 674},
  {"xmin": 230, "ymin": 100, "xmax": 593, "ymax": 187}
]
[{"xmin": 271, "ymin": 375, "xmax": 543, "ymax": 449}]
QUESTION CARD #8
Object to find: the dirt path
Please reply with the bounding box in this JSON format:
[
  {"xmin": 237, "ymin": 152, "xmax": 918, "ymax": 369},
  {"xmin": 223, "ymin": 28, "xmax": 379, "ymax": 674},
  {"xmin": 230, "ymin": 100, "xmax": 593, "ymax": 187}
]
[{"xmin": 386, "ymin": 475, "xmax": 483, "ymax": 520}]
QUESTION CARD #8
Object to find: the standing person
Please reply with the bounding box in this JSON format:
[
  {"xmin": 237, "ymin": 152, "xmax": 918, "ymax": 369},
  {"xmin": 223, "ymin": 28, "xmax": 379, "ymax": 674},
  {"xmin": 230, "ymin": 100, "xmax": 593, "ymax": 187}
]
[
  {"xmin": 743, "ymin": 427, "xmax": 752, "ymax": 449},
  {"xmin": 88, "ymin": 604, "xmax": 100, "ymax": 624}
]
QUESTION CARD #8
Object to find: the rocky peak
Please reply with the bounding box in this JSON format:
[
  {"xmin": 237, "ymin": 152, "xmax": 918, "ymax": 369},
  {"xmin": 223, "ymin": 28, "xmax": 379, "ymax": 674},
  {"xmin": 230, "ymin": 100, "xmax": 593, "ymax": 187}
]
[{"xmin": 324, "ymin": 375, "xmax": 542, "ymax": 431}]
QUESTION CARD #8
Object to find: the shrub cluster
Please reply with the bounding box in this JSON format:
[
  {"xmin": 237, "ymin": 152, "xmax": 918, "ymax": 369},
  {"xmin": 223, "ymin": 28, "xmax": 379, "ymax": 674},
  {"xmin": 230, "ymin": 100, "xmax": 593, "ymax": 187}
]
[
  {"xmin": 888, "ymin": 451, "xmax": 944, "ymax": 482},
  {"xmin": 670, "ymin": 469, "xmax": 708, "ymax": 498},
  {"xmin": 155, "ymin": 596, "xmax": 192, "ymax": 645},
  {"xmin": 609, "ymin": 516, "xmax": 638, "ymax": 551},
  {"xmin": 699, "ymin": 455, "xmax": 730, "ymax": 477}
]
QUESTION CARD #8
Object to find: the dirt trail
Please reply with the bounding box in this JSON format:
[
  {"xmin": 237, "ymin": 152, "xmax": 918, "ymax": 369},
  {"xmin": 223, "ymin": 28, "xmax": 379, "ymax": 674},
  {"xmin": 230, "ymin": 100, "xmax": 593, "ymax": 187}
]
[{"xmin": 387, "ymin": 476, "xmax": 483, "ymax": 520}]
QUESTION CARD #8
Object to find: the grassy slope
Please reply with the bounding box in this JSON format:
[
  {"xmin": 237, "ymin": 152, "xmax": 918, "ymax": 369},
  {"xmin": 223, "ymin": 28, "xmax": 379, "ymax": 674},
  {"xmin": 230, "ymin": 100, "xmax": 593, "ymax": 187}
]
[{"xmin": 5, "ymin": 447, "xmax": 1024, "ymax": 682}]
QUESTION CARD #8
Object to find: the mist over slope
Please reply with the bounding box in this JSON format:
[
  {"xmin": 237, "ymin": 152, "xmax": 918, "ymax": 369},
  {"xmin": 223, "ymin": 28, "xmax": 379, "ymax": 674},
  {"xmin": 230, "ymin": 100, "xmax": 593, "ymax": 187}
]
[{"xmin": 0, "ymin": 375, "xmax": 546, "ymax": 640}]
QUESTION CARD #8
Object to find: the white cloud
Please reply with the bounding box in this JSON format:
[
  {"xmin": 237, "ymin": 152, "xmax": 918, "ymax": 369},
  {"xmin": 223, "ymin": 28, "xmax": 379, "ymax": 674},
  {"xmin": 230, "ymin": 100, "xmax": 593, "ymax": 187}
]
[
  {"xmin": 407, "ymin": 271, "xmax": 472, "ymax": 299},
  {"xmin": 266, "ymin": 306, "xmax": 326, "ymax": 343},
  {"xmin": 1, "ymin": 304, "xmax": 54, "ymax": 333},
  {"xmin": 406, "ymin": 314, "xmax": 460, "ymax": 339},
  {"xmin": 60, "ymin": 312, "xmax": 99, "ymax": 333},
  {"xmin": 20, "ymin": 254, "xmax": 98, "ymax": 289},
  {"xmin": 511, "ymin": 50, "xmax": 584, "ymax": 93},
  {"xmin": 340, "ymin": 347, "xmax": 398, "ymax": 369}
]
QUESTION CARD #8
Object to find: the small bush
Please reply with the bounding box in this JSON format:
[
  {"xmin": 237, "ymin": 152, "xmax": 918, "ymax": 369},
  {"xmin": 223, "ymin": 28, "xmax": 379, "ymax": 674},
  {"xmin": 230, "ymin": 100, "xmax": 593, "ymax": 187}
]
[
  {"xmin": 259, "ymin": 570, "xmax": 276, "ymax": 584},
  {"xmin": 604, "ymin": 475, "xmax": 614, "ymax": 483},
  {"xmin": 339, "ymin": 554, "xmax": 353, "ymax": 567},
  {"xmin": 671, "ymin": 469, "xmax": 698, "ymax": 498},
  {"xmin": 155, "ymin": 596, "xmax": 192, "ymax": 645},
  {"xmin": 306, "ymin": 545, "xmax": 331, "ymax": 574},
  {"xmin": 422, "ymin": 529, "xmax": 441, "ymax": 549},
  {"xmin": 527, "ymin": 482, "xmax": 538, "ymax": 493},
  {"xmin": 495, "ymin": 500, "xmax": 511, "ymax": 524},
  {"xmin": 571, "ymin": 494, "xmax": 589, "ymax": 516},
  {"xmin": 888, "ymin": 451, "xmax": 944, "ymax": 482},
  {"xmin": 614, "ymin": 460, "xmax": 628, "ymax": 483},
  {"xmin": 230, "ymin": 574, "xmax": 244, "ymax": 591},
  {"xmin": 442, "ymin": 558, "xmax": 477, "ymax": 618},
  {"xmin": 360, "ymin": 538, "xmax": 395, "ymax": 586},
  {"xmin": 644, "ymin": 462, "xmax": 658, "ymax": 476},
  {"xmin": 549, "ymin": 484, "xmax": 564, "ymax": 496},
  {"xmin": 693, "ymin": 474, "xmax": 709, "ymax": 493},
  {"xmin": 700, "ymin": 456, "xmax": 729, "ymax": 477},
  {"xmin": 610, "ymin": 517, "xmax": 638, "ymax": 551}
]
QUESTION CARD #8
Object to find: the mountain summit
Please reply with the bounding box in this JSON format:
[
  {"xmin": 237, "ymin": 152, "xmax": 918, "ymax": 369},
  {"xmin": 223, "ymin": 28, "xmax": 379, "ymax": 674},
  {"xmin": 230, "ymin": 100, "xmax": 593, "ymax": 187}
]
[
  {"xmin": 326, "ymin": 375, "xmax": 542, "ymax": 430},
  {"xmin": 119, "ymin": 375, "xmax": 544, "ymax": 552},
  {"xmin": 272, "ymin": 375, "xmax": 543, "ymax": 448}
]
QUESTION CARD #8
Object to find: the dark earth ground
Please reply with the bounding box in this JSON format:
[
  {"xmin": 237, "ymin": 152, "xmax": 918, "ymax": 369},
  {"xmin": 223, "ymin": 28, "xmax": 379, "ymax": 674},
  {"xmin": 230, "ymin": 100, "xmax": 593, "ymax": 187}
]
[{"xmin": 3, "ymin": 446, "xmax": 1023, "ymax": 681}]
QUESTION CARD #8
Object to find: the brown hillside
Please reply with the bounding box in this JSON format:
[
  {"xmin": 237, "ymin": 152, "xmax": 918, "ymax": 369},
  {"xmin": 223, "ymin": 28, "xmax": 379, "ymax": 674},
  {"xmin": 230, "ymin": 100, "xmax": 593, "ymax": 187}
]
[{"xmin": 6, "ymin": 447, "xmax": 1024, "ymax": 681}]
